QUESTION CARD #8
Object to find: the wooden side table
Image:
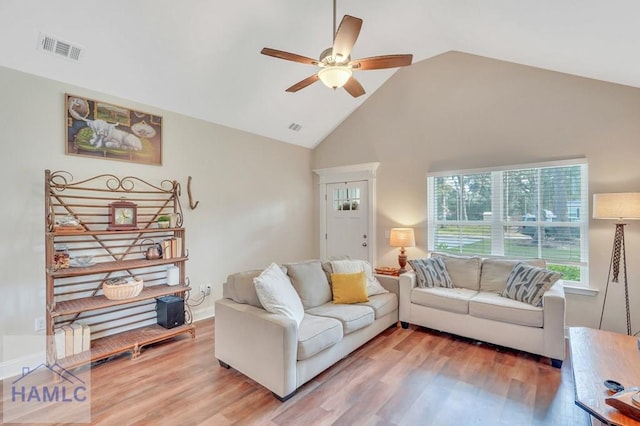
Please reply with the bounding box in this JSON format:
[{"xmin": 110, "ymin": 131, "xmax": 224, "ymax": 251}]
[
  {"xmin": 569, "ymin": 327, "xmax": 640, "ymax": 425},
  {"xmin": 374, "ymin": 273, "xmax": 401, "ymax": 329}
]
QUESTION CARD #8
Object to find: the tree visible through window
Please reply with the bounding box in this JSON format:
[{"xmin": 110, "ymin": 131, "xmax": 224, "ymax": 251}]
[{"xmin": 427, "ymin": 160, "xmax": 588, "ymax": 285}]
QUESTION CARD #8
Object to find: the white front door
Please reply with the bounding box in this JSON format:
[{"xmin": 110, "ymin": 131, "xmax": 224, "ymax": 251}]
[{"xmin": 325, "ymin": 181, "xmax": 369, "ymax": 261}]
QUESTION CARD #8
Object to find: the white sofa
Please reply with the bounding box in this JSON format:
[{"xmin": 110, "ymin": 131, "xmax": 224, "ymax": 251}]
[
  {"xmin": 399, "ymin": 254, "xmax": 566, "ymax": 367},
  {"xmin": 215, "ymin": 260, "xmax": 398, "ymax": 401}
]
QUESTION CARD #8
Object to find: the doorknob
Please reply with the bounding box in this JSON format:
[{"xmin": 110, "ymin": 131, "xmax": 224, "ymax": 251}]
[{"xmin": 362, "ymin": 242, "xmax": 368, "ymax": 247}]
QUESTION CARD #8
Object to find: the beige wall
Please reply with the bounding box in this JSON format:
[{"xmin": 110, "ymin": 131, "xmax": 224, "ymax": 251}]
[
  {"xmin": 313, "ymin": 52, "xmax": 640, "ymax": 333},
  {"xmin": 0, "ymin": 65, "xmax": 315, "ymax": 369}
]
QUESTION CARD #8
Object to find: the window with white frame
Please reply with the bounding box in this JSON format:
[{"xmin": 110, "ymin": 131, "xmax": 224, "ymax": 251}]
[{"xmin": 427, "ymin": 159, "xmax": 588, "ymax": 286}]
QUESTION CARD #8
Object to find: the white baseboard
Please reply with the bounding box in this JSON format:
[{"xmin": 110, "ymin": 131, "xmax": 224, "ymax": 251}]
[
  {"xmin": 192, "ymin": 305, "xmax": 215, "ymax": 322},
  {"xmin": 0, "ymin": 351, "xmax": 45, "ymax": 381}
]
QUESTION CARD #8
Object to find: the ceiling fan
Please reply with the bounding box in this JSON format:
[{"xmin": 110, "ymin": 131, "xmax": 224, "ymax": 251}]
[{"xmin": 260, "ymin": 0, "xmax": 413, "ymax": 98}]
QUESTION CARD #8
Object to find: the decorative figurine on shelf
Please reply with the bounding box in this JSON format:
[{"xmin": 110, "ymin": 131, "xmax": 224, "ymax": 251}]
[
  {"xmin": 140, "ymin": 239, "xmax": 162, "ymax": 260},
  {"xmin": 107, "ymin": 200, "xmax": 138, "ymax": 231},
  {"xmin": 57, "ymin": 215, "xmax": 80, "ymax": 227}
]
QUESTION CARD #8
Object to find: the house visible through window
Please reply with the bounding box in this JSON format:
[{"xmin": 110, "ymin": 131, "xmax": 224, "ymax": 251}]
[{"xmin": 427, "ymin": 159, "xmax": 588, "ymax": 286}]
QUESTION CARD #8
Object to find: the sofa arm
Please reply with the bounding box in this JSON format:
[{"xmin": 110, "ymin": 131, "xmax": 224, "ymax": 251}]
[
  {"xmin": 214, "ymin": 298, "xmax": 298, "ymax": 398},
  {"xmin": 542, "ymin": 280, "xmax": 566, "ymax": 361},
  {"xmin": 398, "ymin": 271, "xmax": 418, "ymax": 323},
  {"xmin": 375, "ymin": 274, "xmax": 399, "ymax": 298}
]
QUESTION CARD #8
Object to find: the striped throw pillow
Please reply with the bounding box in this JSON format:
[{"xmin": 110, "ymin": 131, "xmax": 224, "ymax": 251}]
[
  {"xmin": 408, "ymin": 257, "xmax": 454, "ymax": 288},
  {"xmin": 501, "ymin": 263, "xmax": 562, "ymax": 306}
]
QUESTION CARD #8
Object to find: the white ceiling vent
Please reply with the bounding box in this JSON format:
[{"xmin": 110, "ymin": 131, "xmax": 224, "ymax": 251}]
[{"xmin": 37, "ymin": 32, "xmax": 83, "ymax": 61}]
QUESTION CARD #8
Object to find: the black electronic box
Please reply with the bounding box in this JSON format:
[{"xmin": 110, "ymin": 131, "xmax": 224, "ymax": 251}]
[{"xmin": 156, "ymin": 295, "xmax": 185, "ymax": 329}]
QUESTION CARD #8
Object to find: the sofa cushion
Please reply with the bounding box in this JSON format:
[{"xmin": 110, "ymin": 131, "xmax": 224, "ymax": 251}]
[
  {"xmin": 431, "ymin": 253, "xmax": 482, "ymax": 290},
  {"xmin": 224, "ymin": 266, "xmax": 287, "ymax": 308},
  {"xmin": 410, "ymin": 287, "xmax": 478, "ymax": 314},
  {"xmin": 330, "ymin": 271, "xmax": 369, "ymax": 304},
  {"xmin": 284, "ymin": 260, "xmax": 332, "ymax": 309},
  {"xmin": 408, "ymin": 257, "xmax": 453, "ymax": 288},
  {"xmin": 469, "ymin": 292, "xmax": 544, "ymax": 327},
  {"xmin": 306, "ymin": 303, "xmax": 374, "ymax": 335},
  {"xmin": 501, "ymin": 263, "xmax": 562, "ymax": 307},
  {"xmin": 479, "ymin": 258, "xmax": 547, "ymax": 293},
  {"xmin": 330, "ymin": 259, "xmax": 389, "ymax": 296},
  {"xmin": 357, "ymin": 292, "xmax": 398, "ymax": 319},
  {"xmin": 253, "ymin": 263, "xmax": 305, "ymax": 326},
  {"xmin": 297, "ymin": 314, "xmax": 343, "ymax": 361}
]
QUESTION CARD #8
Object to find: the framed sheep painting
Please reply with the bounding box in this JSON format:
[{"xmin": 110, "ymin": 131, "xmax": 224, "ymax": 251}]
[{"xmin": 65, "ymin": 94, "xmax": 163, "ymax": 166}]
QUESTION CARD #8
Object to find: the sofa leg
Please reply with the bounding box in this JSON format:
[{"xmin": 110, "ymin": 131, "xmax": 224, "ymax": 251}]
[
  {"xmin": 218, "ymin": 360, "xmax": 230, "ymax": 369},
  {"xmin": 273, "ymin": 391, "xmax": 296, "ymax": 402},
  {"xmin": 551, "ymin": 359, "xmax": 563, "ymax": 368},
  {"xmin": 400, "ymin": 321, "xmax": 409, "ymax": 329}
]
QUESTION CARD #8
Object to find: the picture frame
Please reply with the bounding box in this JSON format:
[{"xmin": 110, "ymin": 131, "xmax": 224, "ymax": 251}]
[
  {"xmin": 107, "ymin": 200, "xmax": 139, "ymax": 231},
  {"xmin": 65, "ymin": 94, "xmax": 162, "ymax": 166}
]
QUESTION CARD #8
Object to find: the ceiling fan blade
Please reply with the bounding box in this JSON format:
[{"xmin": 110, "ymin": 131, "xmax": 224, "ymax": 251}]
[
  {"xmin": 343, "ymin": 77, "xmax": 365, "ymax": 98},
  {"xmin": 286, "ymin": 74, "xmax": 320, "ymax": 93},
  {"xmin": 332, "ymin": 15, "xmax": 363, "ymax": 62},
  {"xmin": 261, "ymin": 48, "xmax": 319, "ymax": 66},
  {"xmin": 350, "ymin": 54, "xmax": 413, "ymax": 70}
]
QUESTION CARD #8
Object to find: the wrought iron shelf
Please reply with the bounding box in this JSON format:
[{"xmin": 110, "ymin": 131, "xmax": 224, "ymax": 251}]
[
  {"xmin": 49, "ymin": 227, "xmax": 184, "ymax": 236},
  {"xmin": 48, "ymin": 257, "xmax": 188, "ymax": 278},
  {"xmin": 56, "ymin": 324, "xmax": 196, "ymax": 370},
  {"xmin": 44, "ymin": 169, "xmax": 194, "ymax": 368},
  {"xmin": 50, "ymin": 284, "xmax": 191, "ymax": 317}
]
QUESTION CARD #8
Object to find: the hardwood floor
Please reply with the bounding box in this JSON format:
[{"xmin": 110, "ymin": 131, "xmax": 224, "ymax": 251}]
[{"xmin": 2, "ymin": 318, "xmax": 590, "ymax": 425}]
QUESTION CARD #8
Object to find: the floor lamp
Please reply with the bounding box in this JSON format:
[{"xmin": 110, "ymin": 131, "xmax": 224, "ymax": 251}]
[{"xmin": 593, "ymin": 192, "xmax": 640, "ymax": 336}]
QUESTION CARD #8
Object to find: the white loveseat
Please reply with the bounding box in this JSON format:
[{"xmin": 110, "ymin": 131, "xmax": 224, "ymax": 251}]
[
  {"xmin": 399, "ymin": 254, "xmax": 566, "ymax": 367},
  {"xmin": 215, "ymin": 260, "xmax": 399, "ymax": 401}
]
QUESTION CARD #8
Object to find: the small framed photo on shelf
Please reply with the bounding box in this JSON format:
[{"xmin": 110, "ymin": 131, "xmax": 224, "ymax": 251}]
[{"xmin": 107, "ymin": 200, "xmax": 138, "ymax": 231}]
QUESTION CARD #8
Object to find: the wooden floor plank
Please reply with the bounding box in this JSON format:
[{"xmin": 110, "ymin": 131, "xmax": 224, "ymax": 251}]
[{"xmin": 1, "ymin": 319, "xmax": 591, "ymax": 425}]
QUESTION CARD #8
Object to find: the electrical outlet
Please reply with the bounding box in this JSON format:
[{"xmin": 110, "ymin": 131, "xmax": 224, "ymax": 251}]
[
  {"xmin": 34, "ymin": 317, "xmax": 45, "ymax": 332},
  {"xmin": 199, "ymin": 284, "xmax": 206, "ymax": 295},
  {"xmin": 205, "ymin": 285, "xmax": 211, "ymax": 296}
]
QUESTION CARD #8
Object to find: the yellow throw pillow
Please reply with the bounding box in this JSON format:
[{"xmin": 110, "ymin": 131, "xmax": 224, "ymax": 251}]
[{"xmin": 330, "ymin": 271, "xmax": 368, "ymax": 304}]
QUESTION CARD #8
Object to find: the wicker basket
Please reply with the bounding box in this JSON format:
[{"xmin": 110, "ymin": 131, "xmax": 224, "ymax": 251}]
[{"xmin": 102, "ymin": 277, "xmax": 143, "ymax": 300}]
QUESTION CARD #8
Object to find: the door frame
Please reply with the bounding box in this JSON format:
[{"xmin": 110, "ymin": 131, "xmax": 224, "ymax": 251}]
[{"xmin": 313, "ymin": 162, "xmax": 379, "ymax": 263}]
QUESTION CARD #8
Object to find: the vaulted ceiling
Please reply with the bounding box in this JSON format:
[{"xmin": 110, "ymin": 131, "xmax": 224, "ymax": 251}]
[{"xmin": 1, "ymin": 1, "xmax": 638, "ymax": 148}]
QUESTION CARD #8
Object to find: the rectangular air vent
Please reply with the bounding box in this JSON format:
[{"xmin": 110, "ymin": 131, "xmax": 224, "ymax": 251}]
[
  {"xmin": 288, "ymin": 123, "xmax": 302, "ymax": 132},
  {"xmin": 38, "ymin": 32, "xmax": 83, "ymax": 62}
]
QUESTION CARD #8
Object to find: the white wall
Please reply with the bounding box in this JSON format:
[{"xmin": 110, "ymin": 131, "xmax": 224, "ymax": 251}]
[
  {"xmin": 313, "ymin": 52, "xmax": 640, "ymax": 334},
  {"xmin": 0, "ymin": 66, "xmax": 316, "ymax": 373}
]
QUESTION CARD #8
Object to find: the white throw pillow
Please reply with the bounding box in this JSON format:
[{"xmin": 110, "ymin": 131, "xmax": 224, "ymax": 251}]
[
  {"xmin": 254, "ymin": 263, "xmax": 305, "ymax": 326},
  {"xmin": 330, "ymin": 259, "xmax": 389, "ymax": 296}
]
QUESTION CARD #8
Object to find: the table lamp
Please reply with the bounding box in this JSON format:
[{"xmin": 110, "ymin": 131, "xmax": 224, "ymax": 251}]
[
  {"xmin": 593, "ymin": 192, "xmax": 640, "ymax": 335},
  {"xmin": 389, "ymin": 228, "xmax": 415, "ymax": 274}
]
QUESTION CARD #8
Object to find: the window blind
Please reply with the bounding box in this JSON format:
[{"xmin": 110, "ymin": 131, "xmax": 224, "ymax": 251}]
[{"xmin": 427, "ymin": 159, "xmax": 588, "ymax": 285}]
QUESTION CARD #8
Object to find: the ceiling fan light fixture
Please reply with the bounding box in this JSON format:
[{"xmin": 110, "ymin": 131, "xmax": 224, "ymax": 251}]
[{"xmin": 318, "ymin": 66, "xmax": 352, "ymax": 89}]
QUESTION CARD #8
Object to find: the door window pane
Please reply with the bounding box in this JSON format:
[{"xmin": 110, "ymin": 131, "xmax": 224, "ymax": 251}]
[{"xmin": 334, "ymin": 187, "xmax": 360, "ymax": 211}]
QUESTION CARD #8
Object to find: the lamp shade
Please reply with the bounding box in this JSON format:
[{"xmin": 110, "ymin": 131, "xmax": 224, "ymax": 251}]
[
  {"xmin": 389, "ymin": 228, "xmax": 415, "ymax": 248},
  {"xmin": 318, "ymin": 66, "xmax": 352, "ymax": 89},
  {"xmin": 593, "ymin": 193, "xmax": 640, "ymax": 220}
]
